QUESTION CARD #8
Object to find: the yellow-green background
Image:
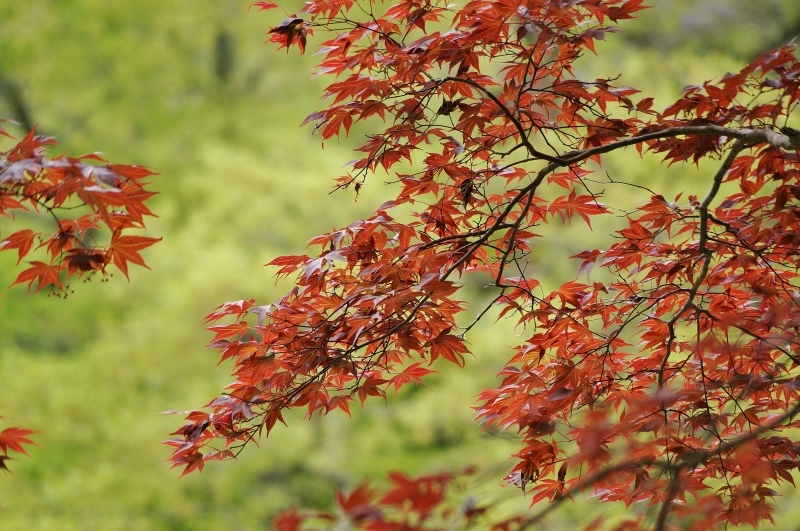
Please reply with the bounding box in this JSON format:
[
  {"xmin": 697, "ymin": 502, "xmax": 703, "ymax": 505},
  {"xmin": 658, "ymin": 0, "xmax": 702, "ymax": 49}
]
[{"xmin": 0, "ymin": 1, "xmax": 799, "ymax": 529}]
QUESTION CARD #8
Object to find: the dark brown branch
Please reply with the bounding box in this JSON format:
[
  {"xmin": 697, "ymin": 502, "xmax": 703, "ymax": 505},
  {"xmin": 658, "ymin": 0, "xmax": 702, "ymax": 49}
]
[
  {"xmin": 657, "ymin": 139, "xmax": 746, "ymax": 388},
  {"xmin": 654, "ymin": 471, "xmax": 683, "ymax": 531},
  {"xmin": 442, "ymin": 76, "xmax": 567, "ymax": 164},
  {"xmin": 562, "ymin": 124, "xmax": 800, "ymax": 164}
]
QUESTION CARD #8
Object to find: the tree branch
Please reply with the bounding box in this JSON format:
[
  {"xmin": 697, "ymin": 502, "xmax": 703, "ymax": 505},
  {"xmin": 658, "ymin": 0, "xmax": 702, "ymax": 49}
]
[
  {"xmin": 654, "ymin": 470, "xmax": 683, "ymax": 531},
  {"xmin": 562, "ymin": 124, "xmax": 800, "ymax": 165},
  {"xmin": 657, "ymin": 139, "xmax": 746, "ymax": 388},
  {"xmin": 442, "ymin": 76, "xmax": 567, "ymax": 164}
]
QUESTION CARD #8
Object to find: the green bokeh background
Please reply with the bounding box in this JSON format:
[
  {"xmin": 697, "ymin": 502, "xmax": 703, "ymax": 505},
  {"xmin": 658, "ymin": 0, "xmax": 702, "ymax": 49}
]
[{"xmin": 0, "ymin": 1, "xmax": 799, "ymax": 529}]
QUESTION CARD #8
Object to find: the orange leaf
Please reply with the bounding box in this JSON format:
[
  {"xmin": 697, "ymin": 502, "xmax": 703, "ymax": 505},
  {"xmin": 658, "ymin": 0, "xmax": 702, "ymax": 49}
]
[
  {"xmin": 0, "ymin": 427, "xmax": 38, "ymax": 456},
  {"xmin": 207, "ymin": 321, "xmax": 250, "ymax": 342},
  {"xmin": 107, "ymin": 233, "xmax": 161, "ymax": 279},
  {"xmin": 390, "ymin": 363, "xmax": 436, "ymax": 391},
  {"xmin": 0, "ymin": 229, "xmax": 36, "ymax": 264},
  {"xmin": 10, "ymin": 261, "xmax": 63, "ymax": 293}
]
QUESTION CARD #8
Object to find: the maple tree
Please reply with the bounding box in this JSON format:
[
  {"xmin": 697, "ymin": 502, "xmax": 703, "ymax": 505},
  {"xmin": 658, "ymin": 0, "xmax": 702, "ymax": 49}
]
[
  {"xmin": 0, "ymin": 120, "xmax": 159, "ymax": 474},
  {"xmin": 167, "ymin": 0, "xmax": 800, "ymax": 528}
]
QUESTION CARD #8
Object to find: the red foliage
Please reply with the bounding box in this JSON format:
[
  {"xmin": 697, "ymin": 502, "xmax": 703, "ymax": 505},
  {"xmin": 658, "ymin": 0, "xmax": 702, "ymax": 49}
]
[
  {"xmin": 0, "ymin": 122, "xmax": 160, "ymax": 294},
  {"xmin": 0, "ymin": 426, "xmax": 37, "ymax": 473},
  {"xmin": 274, "ymin": 470, "xmax": 490, "ymax": 530},
  {"xmin": 168, "ymin": 1, "xmax": 800, "ymax": 528}
]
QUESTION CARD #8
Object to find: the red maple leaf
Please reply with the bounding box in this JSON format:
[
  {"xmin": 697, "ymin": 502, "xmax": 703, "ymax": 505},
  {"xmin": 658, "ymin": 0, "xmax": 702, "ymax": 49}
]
[
  {"xmin": 107, "ymin": 233, "xmax": 161, "ymax": 279},
  {"xmin": 0, "ymin": 427, "xmax": 37, "ymax": 456}
]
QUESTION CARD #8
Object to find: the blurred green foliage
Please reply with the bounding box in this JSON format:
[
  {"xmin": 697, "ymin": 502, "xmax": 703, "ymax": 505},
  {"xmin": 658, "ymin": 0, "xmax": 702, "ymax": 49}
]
[{"xmin": 0, "ymin": 1, "xmax": 799, "ymax": 529}]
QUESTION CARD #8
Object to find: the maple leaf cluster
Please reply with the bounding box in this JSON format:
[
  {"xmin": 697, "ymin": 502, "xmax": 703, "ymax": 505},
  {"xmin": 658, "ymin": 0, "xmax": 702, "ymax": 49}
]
[
  {"xmin": 0, "ymin": 122, "xmax": 160, "ymax": 294},
  {"xmin": 0, "ymin": 425, "xmax": 36, "ymax": 475},
  {"xmin": 168, "ymin": 0, "xmax": 800, "ymax": 528},
  {"xmin": 272, "ymin": 469, "xmax": 502, "ymax": 531}
]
